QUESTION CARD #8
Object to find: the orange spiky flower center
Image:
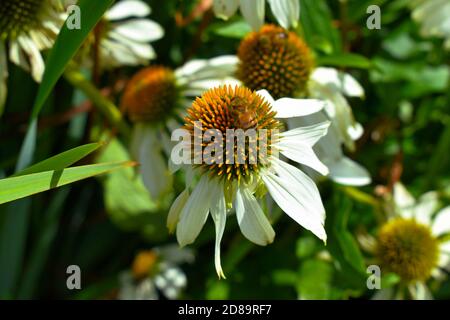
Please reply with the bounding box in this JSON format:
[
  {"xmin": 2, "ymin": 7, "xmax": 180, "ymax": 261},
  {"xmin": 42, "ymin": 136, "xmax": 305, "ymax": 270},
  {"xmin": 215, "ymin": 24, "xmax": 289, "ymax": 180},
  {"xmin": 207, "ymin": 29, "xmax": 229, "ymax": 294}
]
[
  {"xmin": 376, "ymin": 218, "xmax": 439, "ymax": 282},
  {"xmin": 131, "ymin": 250, "xmax": 159, "ymax": 280},
  {"xmin": 185, "ymin": 85, "xmax": 281, "ymax": 183},
  {"xmin": 237, "ymin": 24, "xmax": 314, "ymax": 99},
  {"xmin": 122, "ymin": 66, "xmax": 179, "ymax": 124}
]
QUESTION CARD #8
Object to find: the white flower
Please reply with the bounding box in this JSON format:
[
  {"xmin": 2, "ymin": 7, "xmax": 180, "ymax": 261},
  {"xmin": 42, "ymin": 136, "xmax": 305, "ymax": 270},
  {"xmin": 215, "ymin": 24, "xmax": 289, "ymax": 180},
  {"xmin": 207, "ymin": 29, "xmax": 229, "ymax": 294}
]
[
  {"xmin": 68, "ymin": 0, "xmax": 164, "ymax": 68},
  {"xmin": 0, "ymin": 0, "xmax": 65, "ymax": 112},
  {"xmin": 234, "ymin": 25, "xmax": 371, "ymax": 186},
  {"xmin": 290, "ymin": 67, "xmax": 371, "ymax": 186},
  {"xmin": 372, "ymin": 183, "xmax": 450, "ymax": 300},
  {"xmin": 169, "ymin": 85, "xmax": 329, "ymax": 278},
  {"xmin": 118, "ymin": 245, "xmax": 194, "ymax": 300},
  {"xmin": 213, "ymin": 0, "xmax": 300, "ymax": 30},
  {"xmin": 410, "ymin": 0, "xmax": 450, "ymax": 50},
  {"xmin": 122, "ymin": 56, "xmax": 239, "ymax": 200}
]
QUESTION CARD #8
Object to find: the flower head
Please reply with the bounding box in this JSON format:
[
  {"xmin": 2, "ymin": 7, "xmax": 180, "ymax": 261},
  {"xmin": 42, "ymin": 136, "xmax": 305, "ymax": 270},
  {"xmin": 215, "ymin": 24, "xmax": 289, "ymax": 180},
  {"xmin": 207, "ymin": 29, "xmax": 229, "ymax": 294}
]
[
  {"xmin": 0, "ymin": 0, "xmax": 65, "ymax": 111},
  {"xmin": 169, "ymin": 85, "xmax": 330, "ymax": 278},
  {"xmin": 118, "ymin": 245, "xmax": 194, "ymax": 300},
  {"xmin": 235, "ymin": 24, "xmax": 370, "ymax": 186},
  {"xmin": 237, "ymin": 24, "xmax": 314, "ymax": 99},
  {"xmin": 72, "ymin": 0, "xmax": 164, "ymax": 69},
  {"xmin": 371, "ymin": 183, "xmax": 450, "ymax": 299},
  {"xmin": 122, "ymin": 56, "xmax": 239, "ymax": 200}
]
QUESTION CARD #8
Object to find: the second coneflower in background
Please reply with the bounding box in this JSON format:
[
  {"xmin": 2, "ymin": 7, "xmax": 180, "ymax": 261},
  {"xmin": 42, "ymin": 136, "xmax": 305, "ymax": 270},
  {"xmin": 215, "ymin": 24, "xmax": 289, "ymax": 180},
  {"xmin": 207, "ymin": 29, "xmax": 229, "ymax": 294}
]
[
  {"xmin": 168, "ymin": 85, "xmax": 330, "ymax": 278},
  {"xmin": 67, "ymin": 0, "xmax": 164, "ymax": 69},
  {"xmin": 236, "ymin": 24, "xmax": 371, "ymax": 186},
  {"xmin": 121, "ymin": 56, "xmax": 239, "ymax": 200}
]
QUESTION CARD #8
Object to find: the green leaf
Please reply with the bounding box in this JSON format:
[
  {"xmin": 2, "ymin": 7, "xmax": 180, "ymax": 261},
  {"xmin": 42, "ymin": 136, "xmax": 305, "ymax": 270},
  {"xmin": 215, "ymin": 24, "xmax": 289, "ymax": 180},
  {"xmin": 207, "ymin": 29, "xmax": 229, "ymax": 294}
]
[
  {"xmin": 317, "ymin": 53, "xmax": 372, "ymax": 69},
  {"xmin": 0, "ymin": 162, "xmax": 135, "ymax": 205},
  {"xmin": 300, "ymin": 1, "xmax": 342, "ymax": 54},
  {"xmin": 96, "ymin": 138, "xmax": 166, "ymax": 241},
  {"xmin": 31, "ymin": 0, "xmax": 114, "ymax": 120},
  {"xmin": 14, "ymin": 143, "xmax": 103, "ymax": 177},
  {"xmin": 17, "ymin": 188, "xmax": 71, "ymax": 299},
  {"xmin": 325, "ymin": 191, "xmax": 367, "ymax": 291},
  {"xmin": 297, "ymin": 259, "xmax": 333, "ymax": 300}
]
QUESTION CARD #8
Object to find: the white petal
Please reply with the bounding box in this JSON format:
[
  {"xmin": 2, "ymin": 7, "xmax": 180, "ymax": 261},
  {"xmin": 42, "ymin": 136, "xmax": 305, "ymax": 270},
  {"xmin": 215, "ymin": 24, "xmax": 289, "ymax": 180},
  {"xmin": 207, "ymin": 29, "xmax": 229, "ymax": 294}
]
[
  {"xmin": 326, "ymin": 157, "xmax": 372, "ymax": 186},
  {"xmin": 9, "ymin": 41, "xmax": 30, "ymax": 72},
  {"xmin": 210, "ymin": 192, "xmax": 227, "ymax": 279},
  {"xmin": 311, "ymin": 67, "xmax": 365, "ymax": 98},
  {"xmin": 277, "ymin": 137, "xmax": 329, "ymax": 175},
  {"xmin": 235, "ymin": 187, "xmax": 275, "ymax": 246},
  {"xmin": 414, "ymin": 191, "xmax": 439, "ymax": 225},
  {"xmin": 109, "ymin": 31, "xmax": 157, "ymax": 59},
  {"xmin": 432, "ymin": 206, "xmax": 450, "ymax": 237},
  {"xmin": 393, "ymin": 183, "xmax": 415, "ymax": 219},
  {"xmin": 139, "ymin": 128, "xmax": 172, "ymax": 199},
  {"xmin": 256, "ymin": 89, "xmax": 276, "ymax": 105},
  {"xmin": 239, "ymin": 0, "xmax": 265, "ymax": 31},
  {"xmin": 17, "ymin": 36, "xmax": 45, "ymax": 82},
  {"xmin": 279, "ymin": 121, "xmax": 331, "ymax": 147},
  {"xmin": 106, "ymin": 0, "xmax": 151, "ymax": 20},
  {"xmin": 112, "ymin": 19, "xmax": 164, "ymax": 42},
  {"xmin": 268, "ymin": 0, "xmax": 300, "ymax": 29},
  {"xmin": 213, "ymin": 0, "xmax": 239, "ymax": 20},
  {"xmin": 273, "ymin": 98, "xmax": 325, "ymax": 118},
  {"xmin": 262, "ymin": 159, "xmax": 327, "ymax": 242},
  {"xmin": 176, "ymin": 176, "xmax": 219, "ymax": 246},
  {"xmin": 167, "ymin": 189, "xmax": 190, "ymax": 233},
  {"xmin": 176, "ymin": 55, "xmax": 239, "ymax": 84}
]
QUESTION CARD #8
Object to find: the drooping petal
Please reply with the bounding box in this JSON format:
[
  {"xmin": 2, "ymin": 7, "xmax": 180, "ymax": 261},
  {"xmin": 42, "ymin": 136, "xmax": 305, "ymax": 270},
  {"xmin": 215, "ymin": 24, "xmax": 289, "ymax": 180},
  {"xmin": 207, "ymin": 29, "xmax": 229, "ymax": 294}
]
[
  {"xmin": 138, "ymin": 127, "xmax": 172, "ymax": 199},
  {"xmin": 175, "ymin": 55, "xmax": 239, "ymax": 85},
  {"xmin": 262, "ymin": 159, "xmax": 327, "ymax": 242},
  {"xmin": 268, "ymin": 0, "xmax": 300, "ymax": 29},
  {"xmin": 106, "ymin": 0, "xmax": 152, "ymax": 20},
  {"xmin": 256, "ymin": 89, "xmax": 276, "ymax": 105},
  {"xmin": 311, "ymin": 67, "xmax": 365, "ymax": 98},
  {"xmin": 326, "ymin": 156, "xmax": 372, "ymax": 186},
  {"xmin": 167, "ymin": 189, "xmax": 190, "ymax": 233},
  {"xmin": 239, "ymin": 0, "xmax": 265, "ymax": 31},
  {"xmin": 112, "ymin": 19, "xmax": 164, "ymax": 42},
  {"xmin": 273, "ymin": 98, "xmax": 325, "ymax": 118},
  {"xmin": 432, "ymin": 206, "xmax": 450, "ymax": 237},
  {"xmin": 235, "ymin": 187, "xmax": 275, "ymax": 246},
  {"xmin": 210, "ymin": 191, "xmax": 227, "ymax": 279},
  {"xmin": 17, "ymin": 36, "xmax": 45, "ymax": 82},
  {"xmin": 176, "ymin": 176, "xmax": 219, "ymax": 246},
  {"xmin": 213, "ymin": 0, "xmax": 240, "ymax": 20}
]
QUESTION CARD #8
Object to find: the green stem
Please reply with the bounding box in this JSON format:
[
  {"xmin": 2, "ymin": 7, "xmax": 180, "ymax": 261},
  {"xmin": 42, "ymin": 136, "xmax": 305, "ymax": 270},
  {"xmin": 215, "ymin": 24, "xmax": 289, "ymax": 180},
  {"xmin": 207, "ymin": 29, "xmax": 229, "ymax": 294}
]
[{"xmin": 64, "ymin": 68, "xmax": 131, "ymax": 138}]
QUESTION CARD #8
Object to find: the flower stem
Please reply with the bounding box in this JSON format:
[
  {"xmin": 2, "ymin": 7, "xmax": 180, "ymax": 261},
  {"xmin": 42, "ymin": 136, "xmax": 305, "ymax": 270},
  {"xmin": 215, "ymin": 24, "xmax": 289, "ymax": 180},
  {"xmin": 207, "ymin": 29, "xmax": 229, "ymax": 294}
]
[{"xmin": 64, "ymin": 68, "xmax": 131, "ymax": 138}]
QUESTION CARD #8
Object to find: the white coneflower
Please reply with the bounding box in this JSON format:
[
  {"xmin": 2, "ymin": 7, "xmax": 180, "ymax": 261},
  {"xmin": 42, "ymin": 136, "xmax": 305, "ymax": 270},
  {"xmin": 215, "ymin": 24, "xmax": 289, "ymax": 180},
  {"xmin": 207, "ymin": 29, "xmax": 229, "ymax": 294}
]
[
  {"xmin": 68, "ymin": 0, "xmax": 164, "ymax": 68},
  {"xmin": 0, "ymin": 0, "xmax": 65, "ymax": 110},
  {"xmin": 213, "ymin": 0, "xmax": 300, "ymax": 31},
  {"xmin": 121, "ymin": 56, "xmax": 239, "ymax": 200},
  {"xmin": 410, "ymin": 0, "xmax": 450, "ymax": 50},
  {"xmin": 118, "ymin": 245, "xmax": 194, "ymax": 300},
  {"xmin": 235, "ymin": 24, "xmax": 371, "ymax": 186},
  {"xmin": 369, "ymin": 183, "xmax": 450, "ymax": 300},
  {"xmin": 169, "ymin": 85, "xmax": 330, "ymax": 278}
]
